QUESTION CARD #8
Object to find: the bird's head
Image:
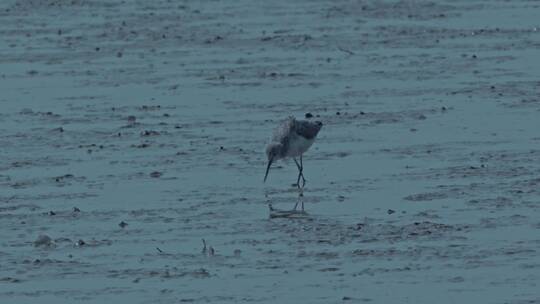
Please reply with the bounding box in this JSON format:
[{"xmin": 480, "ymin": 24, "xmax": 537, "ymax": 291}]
[{"xmin": 264, "ymin": 142, "xmax": 282, "ymax": 182}]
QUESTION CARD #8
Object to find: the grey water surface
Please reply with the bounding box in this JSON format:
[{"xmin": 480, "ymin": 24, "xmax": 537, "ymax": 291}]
[{"xmin": 1, "ymin": 0, "xmax": 539, "ymax": 303}]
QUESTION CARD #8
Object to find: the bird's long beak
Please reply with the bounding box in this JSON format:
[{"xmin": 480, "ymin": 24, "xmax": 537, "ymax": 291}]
[{"xmin": 264, "ymin": 158, "xmax": 273, "ymax": 182}]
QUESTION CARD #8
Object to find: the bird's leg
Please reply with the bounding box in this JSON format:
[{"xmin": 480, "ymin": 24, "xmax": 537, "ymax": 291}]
[
  {"xmin": 293, "ymin": 157, "xmax": 303, "ymax": 188},
  {"xmin": 300, "ymin": 155, "xmax": 306, "ymax": 187}
]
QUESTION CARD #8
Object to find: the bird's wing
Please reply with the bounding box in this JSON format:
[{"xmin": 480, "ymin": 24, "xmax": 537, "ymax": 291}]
[
  {"xmin": 294, "ymin": 120, "xmax": 321, "ymax": 140},
  {"xmin": 271, "ymin": 116, "xmax": 295, "ymax": 143}
]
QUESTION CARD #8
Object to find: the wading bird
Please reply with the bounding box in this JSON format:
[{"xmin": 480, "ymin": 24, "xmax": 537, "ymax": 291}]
[{"xmin": 264, "ymin": 116, "xmax": 323, "ymax": 188}]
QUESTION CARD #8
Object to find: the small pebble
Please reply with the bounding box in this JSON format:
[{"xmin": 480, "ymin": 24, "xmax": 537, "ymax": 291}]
[
  {"xmin": 305, "ymin": 112, "xmax": 313, "ymax": 118},
  {"xmin": 75, "ymin": 239, "xmax": 86, "ymax": 247},
  {"xmin": 119, "ymin": 221, "xmax": 128, "ymax": 228},
  {"xmin": 387, "ymin": 209, "xmax": 396, "ymax": 215},
  {"xmin": 48, "ymin": 211, "xmax": 56, "ymax": 216},
  {"xmin": 73, "ymin": 207, "xmax": 81, "ymax": 212}
]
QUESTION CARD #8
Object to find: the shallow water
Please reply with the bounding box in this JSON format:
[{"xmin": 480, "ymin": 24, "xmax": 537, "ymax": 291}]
[{"xmin": 1, "ymin": 0, "xmax": 539, "ymax": 303}]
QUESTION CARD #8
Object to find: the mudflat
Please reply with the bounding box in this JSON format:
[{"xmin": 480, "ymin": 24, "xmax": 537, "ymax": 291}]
[{"xmin": 1, "ymin": 1, "xmax": 539, "ymax": 303}]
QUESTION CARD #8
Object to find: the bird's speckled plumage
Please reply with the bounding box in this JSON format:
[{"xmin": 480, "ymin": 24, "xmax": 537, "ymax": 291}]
[{"xmin": 268, "ymin": 116, "xmax": 322, "ymax": 159}]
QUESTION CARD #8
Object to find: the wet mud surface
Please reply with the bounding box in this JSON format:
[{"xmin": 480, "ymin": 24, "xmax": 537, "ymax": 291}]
[{"xmin": 1, "ymin": 0, "xmax": 539, "ymax": 303}]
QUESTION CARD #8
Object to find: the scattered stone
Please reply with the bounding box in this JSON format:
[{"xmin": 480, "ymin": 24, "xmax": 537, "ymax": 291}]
[
  {"xmin": 34, "ymin": 235, "xmax": 53, "ymax": 247},
  {"xmin": 119, "ymin": 221, "xmax": 128, "ymax": 228},
  {"xmin": 0, "ymin": 277, "xmax": 21, "ymax": 283},
  {"xmin": 141, "ymin": 130, "xmax": 160, "ymax": 136},
  {"xmin": 135, "ymin": 143, "xmax": 150, "ymax": 148},
  {"xmin": 150, "ymin": 171, "xmax": 162, "ymax": 178},
  {"xmin": 387, "ymin": 209, "xmax": 396, "ymax": 215},
  {"xmin": 75, "ymin": 239, "xmax": 86, "ymax": 247},
  {"xmin": 141, "ymin": 105, "xmax": 161, "ymax": 111},
  {"xmin": 305, "ymin": 112, "xmax": 313, "ymax": 118},
  {"xmin": 48, "ymin": 211, "xmax": 56, "ymax": 216}
]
